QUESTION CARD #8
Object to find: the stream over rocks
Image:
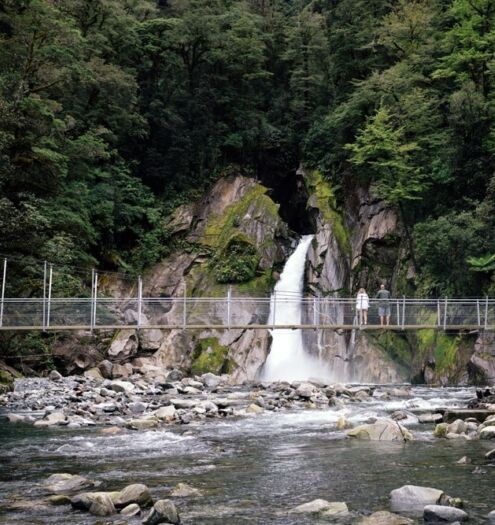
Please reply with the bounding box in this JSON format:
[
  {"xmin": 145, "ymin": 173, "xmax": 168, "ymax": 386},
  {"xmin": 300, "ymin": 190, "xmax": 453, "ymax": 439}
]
[{"xmin": 1, "ymin": 377, "xmax": 495, "ymax": 524}]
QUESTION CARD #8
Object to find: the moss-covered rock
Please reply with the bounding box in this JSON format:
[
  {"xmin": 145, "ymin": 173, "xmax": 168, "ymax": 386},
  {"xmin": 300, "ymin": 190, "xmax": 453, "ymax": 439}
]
[
  {"xmin": 304, "ymin": 169, "xmax": 350, "ymax": 254},
  {"xmin": 191, "ymin": 337, "xmax": 231, "ymax": 375},
  {"xmin": 0, "ymin": 369, "xmax": 15, "ymax": 394}
]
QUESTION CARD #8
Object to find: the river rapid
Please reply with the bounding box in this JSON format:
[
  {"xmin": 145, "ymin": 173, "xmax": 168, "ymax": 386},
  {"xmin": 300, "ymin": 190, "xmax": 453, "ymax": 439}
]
[{"xmin": 1, "ymin": 386, "xmax": 494, "ymax": 525}]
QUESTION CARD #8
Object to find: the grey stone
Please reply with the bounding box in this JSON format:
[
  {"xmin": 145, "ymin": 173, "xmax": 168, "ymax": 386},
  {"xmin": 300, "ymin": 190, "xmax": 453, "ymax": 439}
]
[
  {"xmin": 290, "ymin": 499, "xmax": 347, "ymax": 515},
  {"xmin": 424, "ymin": 505, "xmax": 468, "ymax": 522},
  {"xmin": 34, "ymin": 411, "xmax": 67, "ymax": 427},
  {"xmin": 98, "ymin": 360, "xmax": 113, "ymax": 379},
  {"xmin": 201, "ymin": 373, "xmax": 222, "ymax": 389},
  {"xmin": 479, "ymin": 426, "xmax": 495, "ymax": 439},
  {"xmin": 110, "ymin": 380, "xmax": 135, "ymax": 394},
  {"xmin": 390, "ymin": 485, "xmax": 444, "ymax": 513},
  {"xmin": 296, "ymin": 382, "xmax": 318, "ymax": 399},
  {"xmin": 142, "ymin": 499, "xmax": 180, "ymax": 525},
  {"xmin": 114, "ymin": 484, "xmax": 152, "ymax": 508},
  {"xmin": 71, "ymin": 492, "xmax": 117, "ymax": 516},
  {"xmin": 171, "ymin": 482, "xmax": 203, "ymax": 497},
  {"xmin": 418, "ymin": 413, "xmax": 444, "ymax": 424},
  {"xmin": 121, "ymin": 503, "xmax": 141, "ymax": 516},
  {"xmin": 356, "ymin": 511, "xmax": 414, "ymax": 525},
  {"xmin": 347, "ymin": 418, "xmax": 413, "ymax": 441},
  {"xmin": 155, "ymin": 405, "xmax": 176, "ymax": 420},
  {"xmin": 44, "ymin": 473, "xmax": 94, "ymax": 494},
  {"xmin": 487, "ymin": 510, "xmax": 495, "ymax": 522},
  {"xmin": 49, "ymin": 370, "xmax": 63, "ymax": 381}
]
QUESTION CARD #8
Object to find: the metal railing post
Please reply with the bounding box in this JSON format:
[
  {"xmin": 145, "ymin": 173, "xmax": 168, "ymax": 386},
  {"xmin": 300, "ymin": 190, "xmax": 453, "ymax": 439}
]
[
  {"xmin": 90, "ymin": 269, "xmax": 95, "ymax": 332},
  {"xmin": 437, "ymin": 299, "xmax": 440, "ymax": 327},
  {"xmin": 47, "ymin": 264, "xmax": 53, "ymax": 328},
  {"xmin": 42, "ymin": 261, "xmax": 47, "ymax": 331},
  {"xmin": 313, "ymin": 296, "xmax": 317, "ymax": 327},
  {"xmin": 272, "ymin": 291, "xmax": 276, "ymax": 330},
  {"xmin": 137, "ymin": 276, "xmax": 143, "ymax": 328},
  {"xmin": 227, "ymin": 286, "xmax": 232, "ymax": 329},
  {"xmin": 396, "ymin": 299, "xmax": 400, "ymax": 326},
  {"xmin": 0, "ymin": 258, "xmax": 6, "ymax": 327},
  {"xmin": 92, "ymin": 272, "xmax": 98, "ymax": 329},
  {"xmin": 182, "ymin": 285, "xmax": 187, "ymax": 329},
  {"xmin": 477, "ymin": 299, "xmax": 481, "ymax": 327},
  {"xmin": 402, "ymin": 296, "xmax": 406, "ymax": 329},
  {"xmin": 443, "ymin": 297, "xmax": 448, "ymax": 330},
  {"xmin": 485, "ymin": 296, "xmax": 489, "ymax": 330}
]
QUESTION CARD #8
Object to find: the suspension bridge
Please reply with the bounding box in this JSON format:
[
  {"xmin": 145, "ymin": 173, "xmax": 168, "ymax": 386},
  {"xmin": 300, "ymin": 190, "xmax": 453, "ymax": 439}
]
[
  {"xmin": 0, "ymin": 258, "xmax": 493, "ymax": 332},
  {"xmin": 0, "ymin": 294, "xmax": 493, "ymax": 331}
]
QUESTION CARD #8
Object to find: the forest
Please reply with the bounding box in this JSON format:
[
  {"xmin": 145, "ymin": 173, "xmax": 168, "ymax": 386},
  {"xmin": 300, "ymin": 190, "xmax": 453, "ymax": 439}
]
[{"xmin": 1, "ymin": 0, "xmax": 494, "ymax": 298}]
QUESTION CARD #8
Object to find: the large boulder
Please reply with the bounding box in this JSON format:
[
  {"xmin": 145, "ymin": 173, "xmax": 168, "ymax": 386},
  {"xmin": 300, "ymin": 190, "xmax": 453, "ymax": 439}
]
[
  {"xmin": 114, "ymin": 483, "xmax": 152, "ymax": 508},
  {"xmin": 71, "ymin": 492, "xmax": 117, "ymax": 516},
  {"xmin": 347, "ymin": 419, "xmax": 413, "ymax": 441},
  {"xmin": 479, "ymin": 426, "xmax": 495, "ymax": 440},
  {"xmin": 108, "ymin": 330, "xmax": 138, "ymax": 360},
  {"xmin": 44, "ymin": 473, "xmax": 94, "ymax": 494},
  {"xmin": 142, "ymin": 499, "xmax": 180, "ymax": 525},
  {"xmin": 424, "ymin": 505, "xmax": 468, "ymax": 522},
  {"xmin": 390, "ymin": 485, "xmax": 445, "ymax": 513}
]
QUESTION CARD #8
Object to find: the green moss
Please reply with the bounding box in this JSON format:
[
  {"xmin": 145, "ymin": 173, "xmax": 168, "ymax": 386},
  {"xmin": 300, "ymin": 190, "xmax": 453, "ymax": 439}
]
[
  {"xmin": 304, "ymin": 170, "xmax": 350, "ymax": 254},
  {"xmin": 191, "ymin": 337, "xmax": 231, "ymax": 375},
  {"xmin": 433, "ymin": 333, "xmax": 460, "ymax": 372},
  {"xmin": 367, "ymin": 331, "xmax": 413, "ymax": 369},
  {"xmin": 204, "ymin": 183, "xmax": 279, "ymax": 250},
  {"xmin": 238, "ymin": 268, "xmax": 275, "ymax": 295},
  {"xmin": 0, "ymin": 370, "xmax": 14, "ymax": 394},
  {"xmin": 210, "ymin": 234, "xmax": 260, "ymax": 283}
]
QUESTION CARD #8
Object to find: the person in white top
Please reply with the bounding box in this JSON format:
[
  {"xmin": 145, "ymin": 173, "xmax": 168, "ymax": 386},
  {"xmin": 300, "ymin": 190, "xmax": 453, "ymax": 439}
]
[{"xmin": 356, "ymin": 288, "xmax": 369, "ymax": 325}]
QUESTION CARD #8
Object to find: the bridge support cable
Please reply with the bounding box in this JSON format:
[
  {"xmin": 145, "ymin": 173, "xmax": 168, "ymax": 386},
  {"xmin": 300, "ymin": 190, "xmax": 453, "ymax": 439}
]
[{"xmin": 0, "ymin": 258, "xmax": 6, "ymax": 328}]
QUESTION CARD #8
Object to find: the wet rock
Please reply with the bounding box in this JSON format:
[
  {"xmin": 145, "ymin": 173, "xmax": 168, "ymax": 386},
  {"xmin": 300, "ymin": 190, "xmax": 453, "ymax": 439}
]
[
  {"xmin": 126, "ymin": 417, "xmax": 159, "ymax": 430},
  {"xmin": 485, "ymin": 448, "xmax": 495, "ymax": 460},
  {"xmin": 121, "ymin": 503, "xmax": 141, "ymax": 516},
  {"xmin": 434, "ymin": 423, "xmax": 448, "ymax": 438},
  {"xmin": 347, "ymin": 418, "xmax": 413, "ymax": 441},
  {"xmin": 296, "ymin": 383, "xmax": 318, "ymax": 399},
  {"xmin": 290, "ymin": 499, "xmax": 348, "ymax": 515},
  {"xmin": 142, "ymin": 499, "xmax": 180, "ymax": 525},
  {"xmin": 391, "ymin": 411, "xmax": 408, "ymax": 421},
  {"xmin": 34, "ymin": 411, "xmax": 67, "ymax": 427},
  {"xmin": 456, "ymin": 456, "xmax": 471, "ymax": 464},
  {"xmin": 487, "ymin": 510, "xmax": 495, "ymax": 522},
  {"xmin": 201, "ymin": 373, "xmax": 222, "ymax": 389},
  {"xmin": 114, "ymin": 484, "xmax": 152, "ymax": 508},
  {"xmin": 44, "ymin": 473, "xmax": 95, "ymax": 494},
  {"xmin": 71, "ymin": 492, "xmax": 117, "ymax": 516},
  {"xmin": 424, "ymin": 505, "xmax": 468, "ymax": 522},
  {"xmin": 479, "ymin": 425, "xmax": 495, "ymax": 439},
  {"xmin": 171, "ymin": 482, "xmax": 203, "ymax": 497},
  {"xmin": 48, "ymin": 495, "xmax": 71, "ymax": 505},
  {"xmin": 390, "ymin": 485, "xmax": 445, "ymax": 513},
  {"xmin": 170, "ymin": 398, "xmax": 196, "ymax": 409},
  {"xmin": 101, "ymin": 426, "xmax": 122, "ymax": 434},
  {"xmin": 356, "ymin": 511, "xmax": 414, "ymax": 525},
  {"xmin": 166, "ymin": 369, "xmax": 184, "ymax": 382},
  {"xmin": 155, "ymin": 405, "xmax": 176, "ymax": 421},
  {"xmin": 419, "ymin": 413, "xmax": 443, "ymax": 424},
  {"xmin": 447, "ymin": 419, "xmax": 468, "ymax": 435},
  {"xmin": 6, "ymin": 413, "xmax": 34, "ymax": 424},
  {"xmin": 336, "ymin": 415, "xmax": 353, "ymax": 430},
  {"xmin": 49, "ymin": 370, "xmax": 63, "ymax": 381},
  {"xmin": 246, "ymin": 403, "xmax": 264, "ymax": 414},
  {"xmin": 128, "ymin": 402, "xmax": 147, "ymax": 414}
]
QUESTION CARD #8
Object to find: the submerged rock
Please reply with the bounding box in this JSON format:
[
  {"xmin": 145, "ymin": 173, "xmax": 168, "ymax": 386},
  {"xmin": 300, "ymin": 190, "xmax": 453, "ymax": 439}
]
[
  {"xmin": 171, "ymin": 482, "xmax": 203, "ymax": 497},
  {"xmin": 347, "ymin": 418, "xmax": 413, "ymax": 441},
  {"xmin": 142, "ymin": 499, "xmax": 180, "ymax": 525},
  {"xmin": 34, "ymin": 411, "xmax": 67, "ymax": 427},
  {"xmin": 390, "ymin": 485, "xmax": 445, "ymax": 513},
  {"xmin": 71, "ymin": 492, "xmax": 117, "ymax": 516},
  {"xmin": 424, "ymin": 505, "xmax": 468, "ymax": 522},
  {"xmin": 290, "ymin": 499, "xmax": 348, "ymax": 515},
  {"xmin": 356, "ymin": 511, "xmax": 414, "ymax": 525},
  {"xmin": 479, "ymin": 426, "xmax": 495, "ymax": 439}
]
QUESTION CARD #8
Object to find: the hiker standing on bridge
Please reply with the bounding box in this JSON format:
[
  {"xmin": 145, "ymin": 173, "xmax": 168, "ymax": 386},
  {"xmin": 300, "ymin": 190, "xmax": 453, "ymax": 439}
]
[
  {"xmin": 376, "ymin": 284, "xmax": 391, "ymax": 327},
  {"xmin": 356, "ymin": 288, "xmax": 369, "ymax": 325}
]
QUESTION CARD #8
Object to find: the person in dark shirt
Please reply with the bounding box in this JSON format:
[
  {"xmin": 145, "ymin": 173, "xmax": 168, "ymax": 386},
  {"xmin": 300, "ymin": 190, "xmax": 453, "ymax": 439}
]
[{"xmin": 376, "ymin": 284, "xmax": 391, "ymax": 327}]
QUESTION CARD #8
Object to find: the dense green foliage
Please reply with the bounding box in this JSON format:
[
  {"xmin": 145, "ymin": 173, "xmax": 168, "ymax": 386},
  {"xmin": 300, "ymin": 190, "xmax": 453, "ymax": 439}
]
[{"xmin": 0, "ymin": 0, "xmax": 494, "ymax": 296}]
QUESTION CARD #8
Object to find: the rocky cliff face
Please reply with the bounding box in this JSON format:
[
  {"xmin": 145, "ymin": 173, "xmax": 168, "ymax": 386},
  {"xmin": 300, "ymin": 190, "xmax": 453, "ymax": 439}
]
[{"xmin": 56, "ymin": 170, "xmax": 491, "ymax": 387}]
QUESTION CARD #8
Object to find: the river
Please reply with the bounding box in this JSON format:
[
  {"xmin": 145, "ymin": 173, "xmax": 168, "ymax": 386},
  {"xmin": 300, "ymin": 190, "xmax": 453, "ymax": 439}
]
[{"xmin": 1, "ymin": 386, "xmax": 494, "ymax": 524}]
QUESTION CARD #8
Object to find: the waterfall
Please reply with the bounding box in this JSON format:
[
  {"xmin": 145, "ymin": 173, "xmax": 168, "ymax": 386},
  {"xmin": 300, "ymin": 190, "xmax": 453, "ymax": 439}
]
[{"xmin": 262, "ymin": 235, "xmax": 325, "ymax": 382}]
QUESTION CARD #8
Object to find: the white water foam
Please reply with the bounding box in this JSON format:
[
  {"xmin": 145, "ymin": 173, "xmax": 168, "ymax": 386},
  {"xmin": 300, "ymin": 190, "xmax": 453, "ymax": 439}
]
[{"xmin": 262, "ymin": 235, "xmax": 328, "ymax": 381}]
